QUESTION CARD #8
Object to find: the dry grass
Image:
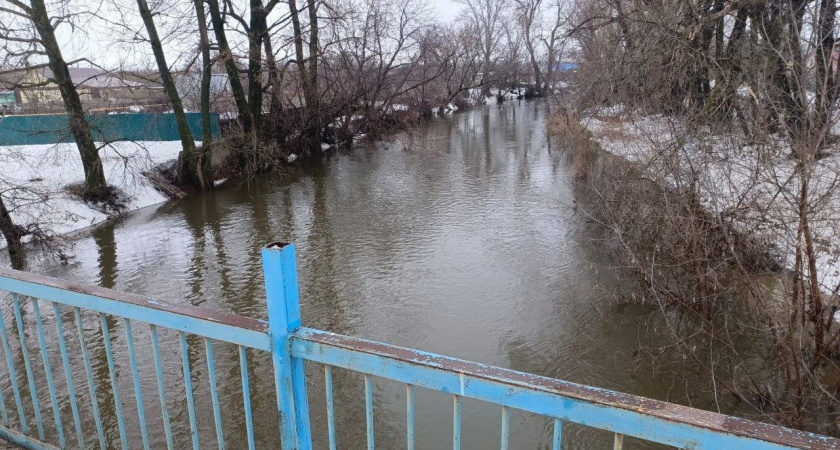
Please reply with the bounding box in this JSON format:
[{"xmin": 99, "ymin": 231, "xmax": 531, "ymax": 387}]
[
  {"xmin": 547, "ymin": 112, "xmax": 779, "ymax": 306},
  {"xmin": 547, "ymin": 113, "xmax": 599, "ymax": 181}
]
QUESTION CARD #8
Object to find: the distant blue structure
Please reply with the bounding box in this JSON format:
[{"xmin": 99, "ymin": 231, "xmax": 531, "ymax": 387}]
[
  {"xmin": 0, "ymin": 243, "xmax": 836, "ymax": 449},
  {"xmin": 0, "ymin": 112, "xmax": 219, "ymax": 146},
  {"xmin": 555, "ymin": 62, "xmax": 580, "ymax": 72}
]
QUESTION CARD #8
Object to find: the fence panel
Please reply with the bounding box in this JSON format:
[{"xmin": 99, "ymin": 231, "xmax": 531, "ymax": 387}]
[{"xmin": 0, "ymin": 113, "xmax": 219, "ymax": 146}]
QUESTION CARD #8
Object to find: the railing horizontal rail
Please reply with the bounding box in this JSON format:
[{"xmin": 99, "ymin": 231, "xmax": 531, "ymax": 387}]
[
  {"xmin": 0, "ymin": 268, "xmax": 270, "ymax": 351},
  {"xmin": 0, "ymin": 426, "xmax": 58, "ymax": 450},
  {"xmin": 293, "ymin": 327, "xmax": 840, "ymax": 450},
  {"xmin": 1, "ymin": 243, "xmax": 839, "ymax": 450}
]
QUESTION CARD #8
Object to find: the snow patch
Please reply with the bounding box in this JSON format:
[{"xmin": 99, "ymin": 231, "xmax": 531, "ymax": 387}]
[
  {"xmin": 580, "ymin": 111, "xmax": 840, "ymax": 295},
  {"xmin": 0, "ymin": 141, "xmax": 188, "ymax": 248}
]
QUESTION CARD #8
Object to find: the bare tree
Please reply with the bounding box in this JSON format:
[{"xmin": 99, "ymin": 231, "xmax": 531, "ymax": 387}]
[
  {"xmin": 194, "ymin": 0, "xmax": 213, "ymax": 145},
  {"xmin": 135, "ymin": 0, "xmax": 211, "ymax": 190},
  {"xmin": 563, "ymin": 0, "xmax": 840, "ymax": 433},
  {"xmin": 0, "ymin": 195, "xmax": 24, "ymax": 269},
  {"xmin": 2, "ymin": 0, "xmax": 108, "ymax": 200},
  {"xmin": 514, "ymin": 0, "xmax": 543, "ymax": 94},
  {"xmin": 207, "ymin": 0, "xmax": 252, "ymax": 130},
  {"xmin": 436, "ymin": 23, "xmax": 493, "ymax": 103},
  {"xmin": 539, "ymin": 0, "xmax": 571, "ymax": 92},
  {"xmin": 455, "ymin": 0, "xmax": 508, "ymax": 96},
  {"xmin": 289, "ymin": 0, "xmax": 320, "ymax": 153}
]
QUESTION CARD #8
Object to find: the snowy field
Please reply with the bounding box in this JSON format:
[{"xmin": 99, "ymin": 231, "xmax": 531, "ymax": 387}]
[
  {"xmin": 0, "ymin": 141, "xmax": 187, "ymax": 247},
  {"xmin": 579, "ymin": 110, "xmax": 840, "ymax": 295}
]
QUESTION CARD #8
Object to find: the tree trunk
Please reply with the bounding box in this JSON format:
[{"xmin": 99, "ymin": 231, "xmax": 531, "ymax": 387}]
[
  {"xmin": 546, "ymin": 45, "xmax": 556, "ymax": 92},
  {"xmin": 307, "ymin": 0, "xmax": 318, "ymax": 102},
  {"xmin": 761, "ymin": 12, "xmax": 801, "ymax": 137},
  {"xmin": 518, "ymin": 0, "xmax": 543, "ymax": 95},
  {"xmin": 136, "ymin": 0, "xmax": 207, "ymax": 190},
  {"xmin": 264, "ymin": 37, "xmax": 284, "ymax": 116},
  {"xmin": 305, "ymin": 0, "xmax": 319, "ymax": 152},
  {"xmin": 614, "ymin": 0, "xmax": 633, "ymax": 52},
  {"xmin": 526, "ymin": 38, "xmax": 542, "ymax": 95},
  {"xmin": 29, "ymin": 0, "xmax": 108, "ymax": 201},
  {"xmin": 248, "ymin": 0, "xmax": 268, "ymax": 130},
  {"xmin": 0, "ymin": 195, "xmax": 24, "ymax": 270},
  {"xmin": 289, "ymin": 0, "xmax": 306, "ymax": 92},
  {"xmin": 264, "ymin": 36, "xmax": 286, "ymax": 144},
  {"xmin": 289, "ymin": 0, "xmax": 320, "ymax": 154},
  {"xmin": 207, "ymin": 0, "xmax": 252, "ymax": 131},
  {"xmin": 194, "ymin": 0, "xmax": 214, "ymax": 187},
  {"xmin": 814, "ymin": 0, "xmax": 837, "ymax": 136},
  {"xmin": 482, "ymin": 31, "xmax": 493, "ymax": 97},
  {"xmin": 196, "ymin": 0, "xmax": 213, "ymax": 146},
  {"xmin": 712, "ymin": 8, "xmax": 747, "ymax": 120}
]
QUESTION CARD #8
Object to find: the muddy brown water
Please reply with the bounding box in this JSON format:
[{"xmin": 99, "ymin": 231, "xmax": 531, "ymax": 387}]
[{"xmin": 1, "ymin": 101, "xmax": 731, "ymax": 449}]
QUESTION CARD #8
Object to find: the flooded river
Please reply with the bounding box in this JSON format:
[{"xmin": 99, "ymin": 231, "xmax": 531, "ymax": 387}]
[{"xmin": 3, "ymin": 101, "xmax": 720, "ymax": 449}]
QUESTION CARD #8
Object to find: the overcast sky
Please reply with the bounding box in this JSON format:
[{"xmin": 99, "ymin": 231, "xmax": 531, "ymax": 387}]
[
  {"xmin": 53, "ymin": 0, "xmax": 466, "ymax": 69},
  {"xmin": 431, "ymin": 0, "xmax": 463, "ymax": 22}
]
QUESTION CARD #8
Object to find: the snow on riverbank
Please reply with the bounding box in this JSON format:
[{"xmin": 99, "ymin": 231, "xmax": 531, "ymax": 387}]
[
  {"xmin": 0, "ymin": 141, "xmax": 187, "ymax": 247},
  {"xmin": 579, "ymin": 109, "xmax": 840, "ymax": 294}
]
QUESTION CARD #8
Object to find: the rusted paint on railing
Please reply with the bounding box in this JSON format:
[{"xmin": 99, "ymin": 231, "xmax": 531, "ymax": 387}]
[
  {"xmin": 0, "ymin": 268, "xmax": 268, "ymax": 332},
  {"xmin": 0, "ymin": 268, "xmax": 270, "ymax": 352}
]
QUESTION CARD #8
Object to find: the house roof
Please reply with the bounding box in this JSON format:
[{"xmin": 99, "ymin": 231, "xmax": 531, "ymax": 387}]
[
  {"xmin": 0, "ymin": 71, "xmax": 28, "ymax": 90},
  {"xmin": 43, "ymin": 67, "xmax": 144, "ymax": 89},
  {"xmin": 119, "ymin": 71, "xmax": 165, "ymax": 89}
]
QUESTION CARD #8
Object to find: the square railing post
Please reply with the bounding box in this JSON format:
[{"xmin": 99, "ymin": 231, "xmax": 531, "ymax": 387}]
[{"xmin": 262, "ymin": 242, "xmax": 313, "ymax": 450}]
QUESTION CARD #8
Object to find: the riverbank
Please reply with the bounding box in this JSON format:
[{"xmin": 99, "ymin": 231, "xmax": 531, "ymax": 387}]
[
  {"xmin": 567, "ymin": 108, "xmax": 840, "ymax": 296},
  {"xmin": 547, "ymin": 107, "xmax": 840, "ymax": 434},
  {"xmin": 0, "ymin": 141, "xmax": 188, "ymax": 248}
]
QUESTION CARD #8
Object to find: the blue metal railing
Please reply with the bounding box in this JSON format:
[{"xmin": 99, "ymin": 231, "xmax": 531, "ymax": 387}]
[{"xmin": 0, "ymin": 242, "xmax": 836, "ymax": 449}]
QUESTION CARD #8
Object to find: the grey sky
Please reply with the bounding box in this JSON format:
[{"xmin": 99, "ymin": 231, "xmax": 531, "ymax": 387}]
[
  {"xmin": 54, "ymin": 0, "xmax": 466, "ymax": 69},
  {"xmin": 431, "ymin": 0, "xmax": 463, "ymax": 22}
]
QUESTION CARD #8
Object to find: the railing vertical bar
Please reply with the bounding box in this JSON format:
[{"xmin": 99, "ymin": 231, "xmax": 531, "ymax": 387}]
[
  {"xmin": 552, "ymin": 419, "xmax": 562, "ymax": 450},
  {"xmin": 614, "ymin": 432, "xmax": 624, "ymax": 450},
  {"xmin": 262, "ymin": 243, "xmax": 312, "ymax": 450},
  {"xmin": 179, "ymin": 331, "xmax": 199, "ymax": 450},
  {"xmin": 150, "ymin": 325, "xmax": 174, "ymax": 450},
  {"xmin": 52, "ymin": 303, "xmax": 84, "ymax": 449},
  {"xmin": 0, "ymin": 302, "xmax": 22, "ymax": 432},
  {"xmin": 406, "ymin": 384, "xmax": 414, "ymax": 450},
  {"xmin": 99, "ymin": 313, "xmax": 128, "ymax": 450},
  {"xmin": 0, "ymin": 354, "xmax": 7, "ymax": 426},
  {"xmin": 364, "ymin": 374, "xmax": 374, "ymax": 450},
  {"xmin": 11, "ymin": 294, "xmax": 44, "ymax": 440},
  {"xmin": 31, "ymin": 299, "xmax": 64, "ymax": 448},
  {"xmin": 124, "ymin": 319, "xmax": 150, "ymax": 450},
  {"xmin": 239, "ymin": 346, "xmax": 255, "ymax": 450},
  {"xmin": 204, "ymin": 338, "xmax": 225, "ymax": 450},
  {"xmin": 500, "ymin": 406, "xmax": 510, "ymax": 450},
  {"xmin": 324, "ymin": 365, "xmax": 336, "ymax": 450},
  {"xmin": 75, "ymin": 307, "xmax": 106, "ymax": 449},
  {"xmin": 453, "ymin": 395, "xmax": 461, "ymax": 450}
]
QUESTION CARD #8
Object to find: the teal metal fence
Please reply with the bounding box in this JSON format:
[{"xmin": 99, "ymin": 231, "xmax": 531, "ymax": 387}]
[
  {"xmin": 0, "ymin": 242, "xmax": 836, "ymax": 449},
  {"xmin": 0, "ymin": 113, "xmax": 219, "ymax": 146}
]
